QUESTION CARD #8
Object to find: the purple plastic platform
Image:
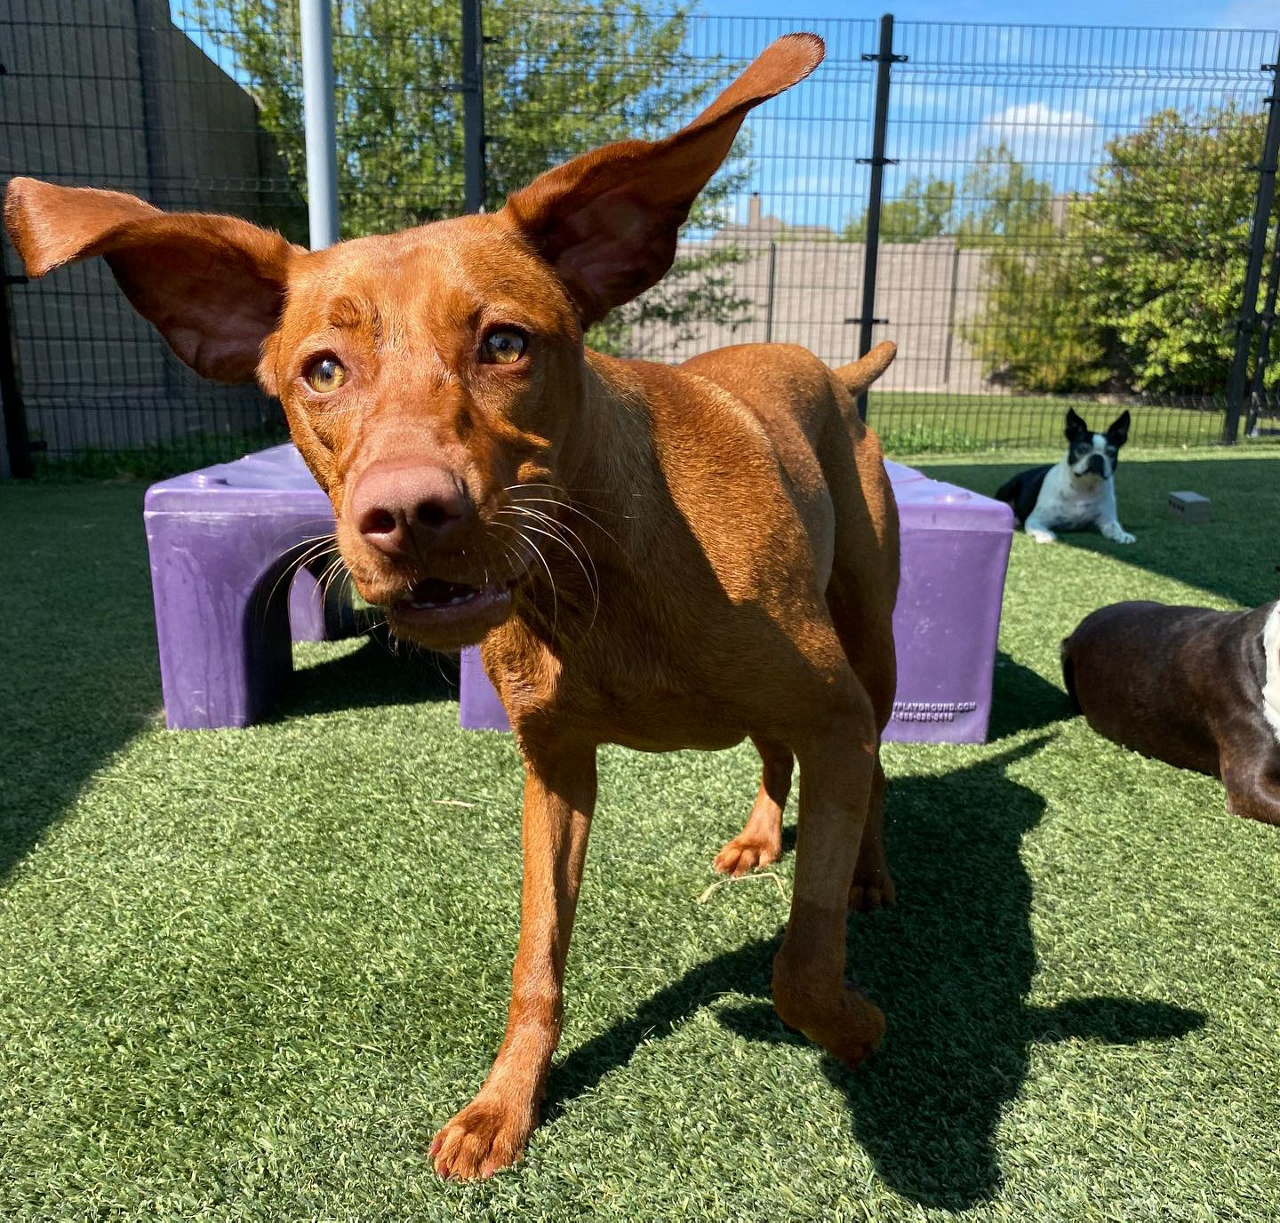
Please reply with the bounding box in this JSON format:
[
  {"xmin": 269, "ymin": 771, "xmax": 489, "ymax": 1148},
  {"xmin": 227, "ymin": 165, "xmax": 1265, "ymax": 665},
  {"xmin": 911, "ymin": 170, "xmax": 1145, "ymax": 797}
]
[
  {"xmin": 145, "ymin": 444, "xmax": 338, "ymax": 729},
  {"xmin": 146, "ymin": 447, "xmax": 1011, "ymax": 741},
  {"xmin": 460, "ymin": 465, "xmax": 1014, "ymax": 744}
]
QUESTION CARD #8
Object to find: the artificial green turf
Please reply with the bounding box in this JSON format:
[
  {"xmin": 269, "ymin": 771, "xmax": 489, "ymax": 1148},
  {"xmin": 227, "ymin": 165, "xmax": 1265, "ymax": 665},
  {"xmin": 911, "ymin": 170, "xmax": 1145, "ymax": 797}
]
[
  {"xmin": 3, "ymin": 455, "xmax": 1279, "ymax": 1220},
  {"xmin": 868, "ymin": 391, "xmax": 1280, "ymax": 457}
]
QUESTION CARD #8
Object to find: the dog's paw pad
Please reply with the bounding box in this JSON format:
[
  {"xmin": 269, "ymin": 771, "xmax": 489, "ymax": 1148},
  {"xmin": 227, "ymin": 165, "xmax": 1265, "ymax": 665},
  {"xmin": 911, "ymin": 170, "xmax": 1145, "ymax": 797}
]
[
  {"xmin": 713, "ymin": 835, "xmax": 781, "ymax": 877},
  {"xmin": 430, "ymin": 1097, "xmax": 531, "ymax": 1180}
]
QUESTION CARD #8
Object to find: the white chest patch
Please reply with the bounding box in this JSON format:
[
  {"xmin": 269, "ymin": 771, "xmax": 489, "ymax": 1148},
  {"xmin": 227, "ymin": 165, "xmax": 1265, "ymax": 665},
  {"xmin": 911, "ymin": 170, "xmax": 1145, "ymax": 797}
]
[{"xmin": 1262, "ymin": 603, "xmax": 1280, "ymax": 747}]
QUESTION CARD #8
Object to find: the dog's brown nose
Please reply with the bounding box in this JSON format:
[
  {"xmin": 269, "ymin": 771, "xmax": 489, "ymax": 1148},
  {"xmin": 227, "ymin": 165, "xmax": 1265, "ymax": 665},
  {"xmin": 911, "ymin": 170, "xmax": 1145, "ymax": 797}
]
[{"xmin": 350, "ymin": 461, "xmax": 473, "ymax": 557}]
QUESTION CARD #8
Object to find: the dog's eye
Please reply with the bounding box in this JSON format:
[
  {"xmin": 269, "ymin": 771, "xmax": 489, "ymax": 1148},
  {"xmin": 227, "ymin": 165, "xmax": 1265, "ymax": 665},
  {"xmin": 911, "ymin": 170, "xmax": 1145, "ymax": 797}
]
[
  {"xmin": 481, "ymin": 328, "xmax": 527, "ymax": 365},
  {"xmin": 304, "ymin": 356, "xmax": 347, "ymax": 393}
]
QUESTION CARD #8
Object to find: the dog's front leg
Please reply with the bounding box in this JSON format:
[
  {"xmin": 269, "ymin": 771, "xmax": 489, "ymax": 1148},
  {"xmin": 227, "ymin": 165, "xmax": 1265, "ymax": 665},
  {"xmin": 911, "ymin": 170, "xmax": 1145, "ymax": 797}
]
[
  {"xmin": 431, "ymin": 741, "xmax": 596, "ymax": 1179},
  {"xmin": 772, "ymin": 682, "xmax": 886, "ymax": 1068},
  {"xmin": 1023, "ymin": 512, "xmax": 1058, "ymax": 544},
  {"xmin": 1099, "ymin": 518, "xmax": 1136, "ymax": 545}
]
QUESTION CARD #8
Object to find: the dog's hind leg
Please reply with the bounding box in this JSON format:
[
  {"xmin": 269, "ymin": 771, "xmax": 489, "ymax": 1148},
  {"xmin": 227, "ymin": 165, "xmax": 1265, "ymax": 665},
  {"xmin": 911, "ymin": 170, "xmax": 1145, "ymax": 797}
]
[
  {"xmin": 772, "ymin": 670, "xmax": 885, "ymax": 1068},
  {"xmin": 820, "ymin": 435, "xmax": 898, "ymax": 911},
  {"xmin": 826, "ymin": 577, "xmax": 896, "ymax": 911},
  {"xmin": 849, "ymin": 759, "xmax": 893, "ymax": 911},
  {"xmin": 713, "ymin": 736, "xmax": 792, "ymax": 876}
]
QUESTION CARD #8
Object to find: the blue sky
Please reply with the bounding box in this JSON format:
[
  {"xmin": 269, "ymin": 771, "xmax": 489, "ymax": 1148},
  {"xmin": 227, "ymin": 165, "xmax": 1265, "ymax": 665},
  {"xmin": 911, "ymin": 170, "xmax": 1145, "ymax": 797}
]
[
  {"xmin": 680, "ymin": 2, "xmax": 1280, "ymax": 230},
  {"xmin": 697, "ymin": 0, "xmax": 1277, "ymax": 30},
  {"xmin": 172, "ymin": 1, "xmax": 1279, "ymax": 233}
]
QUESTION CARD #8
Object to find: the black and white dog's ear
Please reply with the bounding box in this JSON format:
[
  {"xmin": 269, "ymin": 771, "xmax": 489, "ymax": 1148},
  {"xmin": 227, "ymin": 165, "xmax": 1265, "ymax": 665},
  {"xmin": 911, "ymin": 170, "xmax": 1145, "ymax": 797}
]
[
  {"xmin": 1065, "ymin": 407, "xmax": 1091, "ymax": 442},
  {"xmin": 1106, "ymin": 410, "xmax": 1131, "ymax": 447}
]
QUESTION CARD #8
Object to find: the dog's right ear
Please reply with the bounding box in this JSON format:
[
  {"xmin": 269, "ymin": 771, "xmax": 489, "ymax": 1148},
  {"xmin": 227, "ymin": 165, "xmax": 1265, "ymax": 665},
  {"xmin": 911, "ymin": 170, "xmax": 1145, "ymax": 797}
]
[
  {"xmin": 1064, "ymin": 407, "xmax": 1091, "ymax": 443},
  {"xmin": 4, "ymin": 177, "xmax": 297, "ymax": 384},
  {"xmin": 498, "ymin": 34, "xmax": 823, "ymax": 325}
]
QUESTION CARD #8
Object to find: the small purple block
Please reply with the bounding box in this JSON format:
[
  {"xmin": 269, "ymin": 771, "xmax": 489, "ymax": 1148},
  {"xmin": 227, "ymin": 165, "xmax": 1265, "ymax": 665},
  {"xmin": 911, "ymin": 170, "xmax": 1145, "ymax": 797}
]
[
  {"xmin": 459, "ymin": 465, "xmax": 1013, "ymax": 744},
  {"xmin": 145, "ymin": 445, "xmax": 337, "ymax": 729}
]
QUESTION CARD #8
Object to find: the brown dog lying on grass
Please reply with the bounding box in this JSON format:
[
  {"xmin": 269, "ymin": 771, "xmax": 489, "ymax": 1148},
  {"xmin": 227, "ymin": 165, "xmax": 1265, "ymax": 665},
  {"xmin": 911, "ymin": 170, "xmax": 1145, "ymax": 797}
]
[
  {"xmin": 6, "ymin": 34, "xmax": 903, "ymax": 1178},
  {"xmin": 1062, "ymin": 600, "xmax": 1280, "ymax": 825}
]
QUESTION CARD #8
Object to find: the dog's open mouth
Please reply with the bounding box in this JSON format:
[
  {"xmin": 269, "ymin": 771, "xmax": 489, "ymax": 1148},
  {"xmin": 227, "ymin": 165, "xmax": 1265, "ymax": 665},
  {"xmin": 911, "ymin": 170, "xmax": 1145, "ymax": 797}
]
[{"xmin": 387, "ymin": 575, "xmax": 518, "ymax": 641}]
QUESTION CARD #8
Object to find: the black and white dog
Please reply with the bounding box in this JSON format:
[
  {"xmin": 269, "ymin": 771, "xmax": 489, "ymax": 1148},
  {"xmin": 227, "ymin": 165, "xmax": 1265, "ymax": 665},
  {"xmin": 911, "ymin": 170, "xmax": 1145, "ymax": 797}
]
[{"xmin": 996, "ymin": 408, "xmax": 1135, "ymax": 545}]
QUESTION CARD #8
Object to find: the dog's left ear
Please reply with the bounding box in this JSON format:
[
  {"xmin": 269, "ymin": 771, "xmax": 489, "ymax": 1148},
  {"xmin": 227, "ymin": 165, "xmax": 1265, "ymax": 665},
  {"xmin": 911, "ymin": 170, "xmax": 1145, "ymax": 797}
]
[
  {"xmin": 498, "ymin": 34, "xmax": 823, "ymax": 325},
  {"xmin": 1106, "ymin": 410, "xmax": 1131, "ymax": 447}
]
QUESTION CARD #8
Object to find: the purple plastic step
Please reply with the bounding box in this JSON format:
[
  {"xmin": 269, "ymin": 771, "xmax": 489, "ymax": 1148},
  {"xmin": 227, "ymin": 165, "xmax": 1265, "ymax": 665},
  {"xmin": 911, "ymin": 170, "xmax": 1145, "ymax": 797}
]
[
  {"xmin": 459, "ymin": 465, "xmax": 1014, "ymax": 744},
  {"xmin": 145, "ymin": 444, "xmax": 337, "ymax": 729},
  {"xmin": 145, "ymin": 446, "xmax": 1012, "ymax": 742}
]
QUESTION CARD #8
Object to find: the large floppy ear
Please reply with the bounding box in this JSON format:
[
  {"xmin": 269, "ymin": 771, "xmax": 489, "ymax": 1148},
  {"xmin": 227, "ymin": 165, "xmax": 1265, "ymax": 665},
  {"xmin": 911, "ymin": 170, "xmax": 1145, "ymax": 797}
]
[
  {"xmin": 497, "ymin": 33, "xmax": 823, "ymax": 325},
  {"xmin": 1064, "ymin": 407, "xmax": 1091, "ymax": 443},
  {"xmin": 1106, "ymin": 410, "xmax": 1131, "ymax": 447},
  {"xmin": 4, "ymin": 177, "xmax": 296, "ymax": 383}
]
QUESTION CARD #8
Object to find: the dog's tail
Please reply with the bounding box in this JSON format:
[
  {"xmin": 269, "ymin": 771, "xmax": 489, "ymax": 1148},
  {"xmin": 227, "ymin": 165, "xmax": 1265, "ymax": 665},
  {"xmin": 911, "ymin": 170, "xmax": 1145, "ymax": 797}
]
[{"xmin": 834, "ymin": 341, "xmax": 896, "ymax": 397}]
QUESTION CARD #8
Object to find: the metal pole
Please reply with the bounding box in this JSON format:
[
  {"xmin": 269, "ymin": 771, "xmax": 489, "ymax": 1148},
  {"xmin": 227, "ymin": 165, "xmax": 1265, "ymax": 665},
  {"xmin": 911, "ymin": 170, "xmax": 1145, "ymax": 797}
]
[
  {"xmin": 854, "ymin": 14, "xmax": 903, "ymax": 421},
  {"xmin": 764, "ymin": 241, "xmax": 777, "ymax": 343},
  {"xmin": 461, "ymin": 0, "xmax": 487, "ymax": 213},
  {"xmin": 1245, "ymin": 218, "xmax": 1280, "ymax": 436},
  {"xmin": 1223, "ymin": 49, "xmax": 1280, "ymax": 444},
  {"xmin": 0, "ymin": 266, "xmax": 32, "ymax": 479},
  {"xmin": 300, "ymin": 0, "xmax": 340, "ymax": 249}
]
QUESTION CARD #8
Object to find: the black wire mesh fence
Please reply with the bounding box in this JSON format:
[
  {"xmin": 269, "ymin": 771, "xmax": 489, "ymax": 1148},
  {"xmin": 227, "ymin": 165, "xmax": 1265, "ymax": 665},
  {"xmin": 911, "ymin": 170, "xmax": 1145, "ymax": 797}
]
[
  {"xmin": 1, "ymin": 3, "xmax": 1278, "ymax": 475},
  {"xmin": 0, "ymin": 0, "xmax": 307, "ymax": 477}
]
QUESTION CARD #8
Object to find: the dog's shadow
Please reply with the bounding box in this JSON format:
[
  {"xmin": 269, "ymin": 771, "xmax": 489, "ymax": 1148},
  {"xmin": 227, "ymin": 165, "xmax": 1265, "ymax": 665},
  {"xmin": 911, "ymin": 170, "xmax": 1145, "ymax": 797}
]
[
  {"xmin": 269, "ymin": 633, "xmax": 460, "ymax": 721},
  {"xmin": 543, "ymin": 740, "xmax": 1204, "ymax": 1209}
]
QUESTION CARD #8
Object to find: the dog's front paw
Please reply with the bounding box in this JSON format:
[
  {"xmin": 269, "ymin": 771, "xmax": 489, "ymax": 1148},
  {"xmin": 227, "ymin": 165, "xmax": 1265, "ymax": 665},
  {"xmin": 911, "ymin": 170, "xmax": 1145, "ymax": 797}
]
[
  {"xmin": 1104, "ymin": 526, "xmax": 1136, "ymax": 544},
  {"xmin": 714, "ymin": 830, "xmax": 781, "ymax": 877},
  {"xmin": 1026, "ymin": 527, "xmax": 1057, "ymax": 544},
  {"xmin": 430, "ymin": 1093, "xmax": 534, "ymax": 1180}
]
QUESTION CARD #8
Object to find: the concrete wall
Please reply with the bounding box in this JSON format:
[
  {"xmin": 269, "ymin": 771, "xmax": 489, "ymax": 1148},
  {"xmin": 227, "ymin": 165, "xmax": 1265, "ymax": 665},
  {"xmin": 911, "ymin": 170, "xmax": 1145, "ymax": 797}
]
[
  {"xmin": 0, "ymin": 0, "xmax": 301, "ymax": 458},
  {"xmin": 632, "ymin": 236, "xmax": 994, "ymax": 394}
]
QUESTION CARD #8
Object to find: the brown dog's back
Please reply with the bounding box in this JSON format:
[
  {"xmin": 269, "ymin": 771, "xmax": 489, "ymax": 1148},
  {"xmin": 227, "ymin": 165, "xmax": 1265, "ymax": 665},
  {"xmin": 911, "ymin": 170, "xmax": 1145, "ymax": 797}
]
[{"xmin": 1062, "ymin": 601, "xmax": 1269, "ymax": 776}]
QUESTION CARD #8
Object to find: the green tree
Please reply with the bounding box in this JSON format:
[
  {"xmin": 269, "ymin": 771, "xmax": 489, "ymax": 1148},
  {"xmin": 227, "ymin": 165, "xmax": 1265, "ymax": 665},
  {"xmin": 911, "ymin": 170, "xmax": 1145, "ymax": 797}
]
[
  {"xmin": 843, "ymin": 175, "xmax": 954, "ymax": 242},
  {"xmin": 963, "ymin": 194, "xmax": 1110, "ymax": 393},
  {"xmin": 186, "ymin": 0, "xmax": 753, "ymax": 352},
  {"xmin": 964, "ymin": 109, "xmax": 1279, "ymax": 396},
  {"xmin": 955, "ymin": 143, "xmax": 1053, "ymax": 246},
  {"xmin": 1079, "ymin": 104, "xmax": 1276, "ymax": 396}
]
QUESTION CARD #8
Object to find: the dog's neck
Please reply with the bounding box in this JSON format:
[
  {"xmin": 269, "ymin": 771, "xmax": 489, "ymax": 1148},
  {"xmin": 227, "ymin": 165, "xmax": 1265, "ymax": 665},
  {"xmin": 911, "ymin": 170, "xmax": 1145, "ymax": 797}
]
[{"xmin": 549, "ymin": 349, "xmax": 670, "ymax": 553}]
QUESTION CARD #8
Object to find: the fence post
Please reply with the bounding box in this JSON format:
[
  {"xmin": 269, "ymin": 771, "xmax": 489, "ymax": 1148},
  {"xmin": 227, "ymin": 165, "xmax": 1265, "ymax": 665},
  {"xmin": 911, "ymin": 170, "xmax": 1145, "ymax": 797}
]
[
  {"xmin": 764, "ymin": 241, "xmax": 777, "ymax": 343},
  {"xmin": 461, "ymin": 0, "xmax": 487, "ymax": 213},
  {"xmin": 299, "ymin": 0, "xmax": 341, "ymax": 249},
  {"xmin": 1245, "ymin": 218, "xmax": 1280, "ymax": 436},
  {"xmin": 851, "ymin": 13, "xmax": 904, "ymax": 422},
  {"xmin": 0, "ymin": 264, "xmax": 32, "ymax": 479},
  {"xmin": 1223, "ymin": 50, "xmax": 1280, "ymax": 444}
]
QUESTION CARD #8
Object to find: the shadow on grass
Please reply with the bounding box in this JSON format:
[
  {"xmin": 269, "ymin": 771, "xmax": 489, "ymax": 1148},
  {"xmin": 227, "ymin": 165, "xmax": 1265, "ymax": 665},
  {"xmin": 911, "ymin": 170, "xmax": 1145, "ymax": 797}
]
[
  {"xmin": 269, "ymin": 632, "xmax": 460, "ymax": 722},
  {"xmin": 0, "ymin": 486, "xmax": 161, "ymax": 882},
  {"xmin": 987, "ymin": 650, "xmax": 1072, "ymax": 738},
  {"xmin": 925, "ymin": 457, "xmax": 1280, "ymax": 610},
  {"xmin": 543, "ymin": 742, "xmax": 1205, "ymax": 1210}
]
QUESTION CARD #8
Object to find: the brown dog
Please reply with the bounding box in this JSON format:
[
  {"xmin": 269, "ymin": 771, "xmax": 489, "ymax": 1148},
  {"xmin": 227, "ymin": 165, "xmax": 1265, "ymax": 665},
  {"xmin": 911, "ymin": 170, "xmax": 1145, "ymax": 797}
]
[
  {"xmin": 6, "ymin": 35, "xmax": 902, "ymax": 1178},
  {"xmin": 1062, "ymin": 600, "xmax": 1280, "ymax": 824}
]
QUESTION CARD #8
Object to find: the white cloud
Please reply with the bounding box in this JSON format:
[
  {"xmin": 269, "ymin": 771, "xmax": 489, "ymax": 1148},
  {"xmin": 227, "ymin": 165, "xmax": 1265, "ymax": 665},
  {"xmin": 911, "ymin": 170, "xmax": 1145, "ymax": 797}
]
[{"xmin": 977, "ymin": 101, "xmax": 1102, "ymax": 168}]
